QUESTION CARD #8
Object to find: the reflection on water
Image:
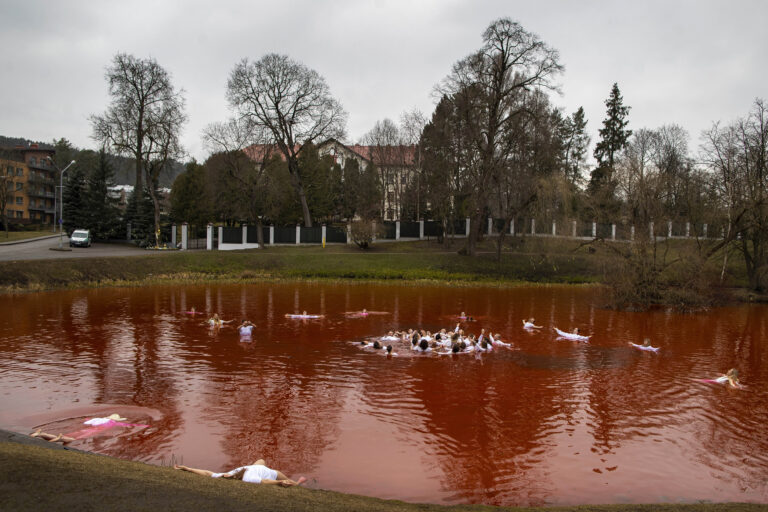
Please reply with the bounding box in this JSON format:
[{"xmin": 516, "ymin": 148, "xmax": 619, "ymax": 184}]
[{"xmin": 0, "ymin": 283, "xmax": 767, "ymax": 506}]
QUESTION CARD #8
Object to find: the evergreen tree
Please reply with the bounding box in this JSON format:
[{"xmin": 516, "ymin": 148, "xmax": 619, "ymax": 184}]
[
  {"xmin": 299, "ymin": 144, "xmax": 341, "ymax": 223},
  {"xmin": 84, "ymin": 150, "xmax": 121, "ymax": 239},
  {"xmin": 124, "ymin": 187, "xmax": 155, "ymax": 244},
  {"xmin": 170, "ymin": 161, "xmax": 211, "ymax": 226},
  {"xmin": 62, "ymin": 165, "xmax": 88, "ymax": 234},
  {"xmin": 590, "ymin": 83, "xmax": 631, "ymax": 194},
  {"xmin": 560, "ymin": 106, "xmax": 590, "ymax": 186}
]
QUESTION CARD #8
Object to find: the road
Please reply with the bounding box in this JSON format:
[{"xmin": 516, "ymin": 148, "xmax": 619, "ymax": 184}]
[{"xmin": 0, "ymin": 236, "xmax": 161, "ymax": 262}]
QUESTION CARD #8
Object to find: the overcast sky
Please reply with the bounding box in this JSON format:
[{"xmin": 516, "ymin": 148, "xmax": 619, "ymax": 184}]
[{"xmin": 1, "ymin": 0, "xmax": 766, "ymax": 164}]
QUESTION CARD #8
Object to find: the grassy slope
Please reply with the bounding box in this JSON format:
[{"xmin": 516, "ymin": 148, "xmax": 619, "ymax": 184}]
[
  {"xmin": 0, "ymin": 238, "xmax": 605, "ymax": 293},
  {"xmin": 1, "ymin": 434, "xmax": 763, "ymax": 512},
  {"xmin": 0, "ymin": 230, "xmax": 55, "ymax": 242}
]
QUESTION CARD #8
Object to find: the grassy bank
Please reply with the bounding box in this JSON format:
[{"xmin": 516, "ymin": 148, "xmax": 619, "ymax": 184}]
[
  {"xmin": 1, "ymin": 431, "xmax": 763, "ymax": 512},
  {"xmin": 0, "ymin": 238, "xmax": 606, "ymax": 293},
  {"xmin": 0, "ymin": 230, "xmax": 55, "ymax": 243}
]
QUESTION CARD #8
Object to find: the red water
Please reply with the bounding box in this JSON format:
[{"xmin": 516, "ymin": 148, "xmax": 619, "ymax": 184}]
[{"xmin": 1, "ymin": 283, "xmax": 767, "ymax": 506}]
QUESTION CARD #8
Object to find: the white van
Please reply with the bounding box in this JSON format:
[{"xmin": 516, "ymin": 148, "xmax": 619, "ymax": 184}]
[{"xmin": 69, "ymin": 229, "xmax": 92, "ymax": 248}]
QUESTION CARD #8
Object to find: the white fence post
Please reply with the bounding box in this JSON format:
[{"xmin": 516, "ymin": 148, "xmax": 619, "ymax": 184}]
[
  {"xmin": 465, "ymin": 217, "xmax": 470, "ymax": 236},
  {"xmin": 347, "ymin": 223, "xmax": 352, "ymax": 245},
  {"xmin": 217, "ymin": 226, "xmax": 222, "ymax": 250},
  {"xmin": 685, "ymin": 222, "xmax": 690, "ymax": 238},
  {"xmin": 552, "ymin": 221, "xmax": 556, "ymax": 236},
  {"xmin": 395, "ymin": 220, "xmax": 400, "ymax": 240},
  {"xmin": 668, "ymin": 221, "xmax": 673, "ymax": 238},
  {"xmin": 650, "ymin": 222, "xmax": 654, "ymax": 238},
  {"xmin": 630, "ymin": 225, "xmax": 635, "ymax": 241},
  {"xmin": 322, "ymin": 224, "xmax": 326, "ymax": 246},
  {"xmin": 703, "ymin": 223, "xmax": 708, "ymax": 238},
  {"xmin": 181, "ymin": 223, "xmax": 188, "ymax": 250},
  {"xmin": 206, "ymin": 224, "xmax": 213, "ymax": 250},
  {"xmin": 488, "ymin": 217, "xmax": 493, "ymax": 236},
  {"xmin": 295, "ymin": 224, "xmax": 301, "ymax": 245},
  {"xmin": 510, "ymin": 218, "xmax": 515, "ymax": 235},
  {"xmin": 419, "ymin": 220, "xmax": 424, "ymax": 240},
  {"xmin": 242, "ymin": 224, "xmax": 248, "ymax": 248},
  {"xmin": 592, "ymin": 222, "xmax": 596, "ymax": 238},
  {"xmin": 531, "ymin": 219, "xmax": 536, "ymax": 235},
  {"xmin": 572, "ymin": 220, "xmax": 577, "ymax": 238},
  {"xmin": 269, "ymin": 225, "xmax": 274, "ymax": 245},
  {"xmin": 611, "ymin": 224, "xmax": 616, "ymax": 240}
]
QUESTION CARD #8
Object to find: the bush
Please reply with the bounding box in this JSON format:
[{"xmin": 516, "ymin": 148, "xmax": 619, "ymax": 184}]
[{"xmin": 349, "ymin": 220, "xmax": 380, "ymax": 249}]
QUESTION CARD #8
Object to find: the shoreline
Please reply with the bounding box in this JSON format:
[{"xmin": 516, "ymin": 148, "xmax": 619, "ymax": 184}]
[{"xmin": 1, "ymin": 428, "xmax": 764, "ymax": 512}]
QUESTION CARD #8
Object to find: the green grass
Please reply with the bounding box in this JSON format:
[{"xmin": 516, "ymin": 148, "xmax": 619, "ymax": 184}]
[
  {"xmin": 1, "ymin": 433, "xmax": 763, "ymax": 512},
  {"xmin": 0, "ymin": 236, "xmax": 751, "ymax": 298},
  {"xmin": 0, "ymin": 238, "xmax": 605, "ymax": 293},
  {"xmin": 0, "ymin": 229, "xmax": 55, "ymax": 242}
]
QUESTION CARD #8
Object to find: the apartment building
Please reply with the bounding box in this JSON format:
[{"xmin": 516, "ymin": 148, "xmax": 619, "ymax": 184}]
[{"xmin": 1, "ymin": 144, "xmax": 57, "ymax": 225}]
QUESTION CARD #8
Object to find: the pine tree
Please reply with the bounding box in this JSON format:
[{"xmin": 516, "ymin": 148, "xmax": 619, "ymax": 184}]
[
  {"xmin": 62, "ymin": 165, "xmax": 88, "ymax": 234},
  {"xmin": 590, "ymin": 83, "xmax": 631, "ymax": 193},
  {"xmin": 85, "ymin": 150, "xmax": 121, "ymax": 239},
  {"xmin": 561, "ymin": 106, "xmax": 590, "ymax": 185}
]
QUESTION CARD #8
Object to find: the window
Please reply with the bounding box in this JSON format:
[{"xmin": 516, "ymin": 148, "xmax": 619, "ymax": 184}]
[
  {"xmin": 5, "ymin": 181, "xmax": 12, "ymax": 190},
  {"xmin": 16, "ymin": 167, "xmax": 23, "ymax": 176},
  {"xmin": 6, "ymin": 166, "xmax": 11, "ymax": 175},
  {"xmin": 16, "ymin": 182, "xmax": 23, "ymax": 191},
  {"xmin": 29, "ymin": 157, "xmax": 36, "ymax": 165},
  {"xmin": 16, "ymin": 196, "xmax": 23, "ymax": 205},
  {"xmin": 16, "ymin": 211, "xmax": 23, "ymax": 218}
]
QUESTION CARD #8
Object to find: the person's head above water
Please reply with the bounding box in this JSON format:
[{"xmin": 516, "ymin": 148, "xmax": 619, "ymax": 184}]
[
  {"xmin": 452, "ymin": 344, "xmax": 460, "ymax": 353},
  {"xmin": 419, "ymin": 339, "xmax": 429, "ymax": 350},
  {"xmin": 386, "ymin": 345, "xmax": 393, "ymax": 353},
  {"xmin": 643, "ymin": 338, "xmax": 651, "ymax": 346},
  {"xmin": 373, "ymin": 340, "xmax": 382, "ymax": 349}
]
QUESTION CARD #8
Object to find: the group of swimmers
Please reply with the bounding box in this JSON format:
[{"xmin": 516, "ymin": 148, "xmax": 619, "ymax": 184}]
[
  {"xmin": 358, "ymin": 320, "xmax": 513, "ymax": 357},
  {"xmin": 189, "ymin": 307, "xmax": 744, "ymax": 389}
]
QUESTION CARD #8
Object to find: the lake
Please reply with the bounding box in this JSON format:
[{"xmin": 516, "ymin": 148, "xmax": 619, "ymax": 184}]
[{"xmin": 1, "ymin": 282, "xmax": 766, "ymax": 506}]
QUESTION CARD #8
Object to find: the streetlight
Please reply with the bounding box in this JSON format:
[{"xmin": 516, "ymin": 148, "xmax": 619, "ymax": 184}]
[{"xmin": 49, "ymin": 159, "xmax": 75, "ymax": 249}]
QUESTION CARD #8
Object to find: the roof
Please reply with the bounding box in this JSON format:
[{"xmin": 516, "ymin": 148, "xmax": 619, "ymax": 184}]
[{"xmin": 243, "ymin": 139, "xmax": 416, "ymax": 167}]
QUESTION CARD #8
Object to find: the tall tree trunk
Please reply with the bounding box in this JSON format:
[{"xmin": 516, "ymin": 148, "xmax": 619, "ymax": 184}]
[
  {"xmin": 147, "ymin": 185, "xmax": 161, "ymax": 247},
  {"xmin": 256, "ymin": 218, "xmax": 264, "ymax": 248},
  {"xmin": 288, "ymin": 158, "xmax": 312, "ymax": 227}
]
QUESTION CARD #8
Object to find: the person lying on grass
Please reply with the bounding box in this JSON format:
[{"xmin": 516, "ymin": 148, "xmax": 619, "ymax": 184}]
[{"xmin": 174, "ymin": 459, "xmax": 307, "ymax": 487}]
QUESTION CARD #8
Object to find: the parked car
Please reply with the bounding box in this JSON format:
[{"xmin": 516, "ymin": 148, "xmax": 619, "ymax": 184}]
[{"xmin": 69, "ymin": 229, "xmax": 92, "ymax": 248}]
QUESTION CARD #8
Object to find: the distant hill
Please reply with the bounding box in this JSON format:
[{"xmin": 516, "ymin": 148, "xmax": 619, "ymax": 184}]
[{"xmin": 0, "ymin": 135, "xmax": 185, "ymax": 187}]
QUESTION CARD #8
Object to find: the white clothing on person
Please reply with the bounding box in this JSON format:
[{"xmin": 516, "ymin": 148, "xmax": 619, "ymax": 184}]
[
  {"xmin": 212, "ymin": 464, "xmax": 278, "ymax": 484},
  {"xmin": 714, "ymin": 376, "xmax": 729, "ymax": 384},
  {"xmin": 239, "ymin": 325, "xmax": 254, "ymax": 336}
]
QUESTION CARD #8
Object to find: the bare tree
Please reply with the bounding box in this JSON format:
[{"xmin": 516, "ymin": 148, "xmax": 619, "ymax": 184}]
[
  {"xmin": 226, "ymin": 54, "xmax": 347, "ymax": 227},
  {"xmin": 400, "ymin": 108, "xmax": 427, "ymax": 219},
  {"xmin": 203, "ymin": 118, "xmax": 273, "ymax": 247},
  {"xmin": 702, "ymin": 99, "xmax": 768, "ymax": 290},
  {"xmin": 363, "ymin": 119, "xmax": 406, "ymax": 219},
  {"xmin": 91, "ymin": 53, "xmax": 186, "ymax": 246},
  {"xmin": 437, "ymin": 18, "xmax": 563, "ymax": 255}
]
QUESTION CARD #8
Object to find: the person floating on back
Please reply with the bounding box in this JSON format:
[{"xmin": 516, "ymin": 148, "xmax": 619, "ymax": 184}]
[{"xmin": 175, "ymin": 458, "xmax": 307, "ymax": 487}]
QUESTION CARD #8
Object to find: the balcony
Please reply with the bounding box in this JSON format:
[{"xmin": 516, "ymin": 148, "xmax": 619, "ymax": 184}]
[
  {"xmin": 27, "ymin": 175, "xmax": 55, "ymax": 187},
  {"xmin": 28, "ymin": 205, "xmax": 56, "ymax": 214},
  {"xmin": 27, "ymin": 189, "xmax": 56, "ymax": 199},
  {"xmin": 27, "ymin": 160, "xmax": 56, "ymax": 172}
]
